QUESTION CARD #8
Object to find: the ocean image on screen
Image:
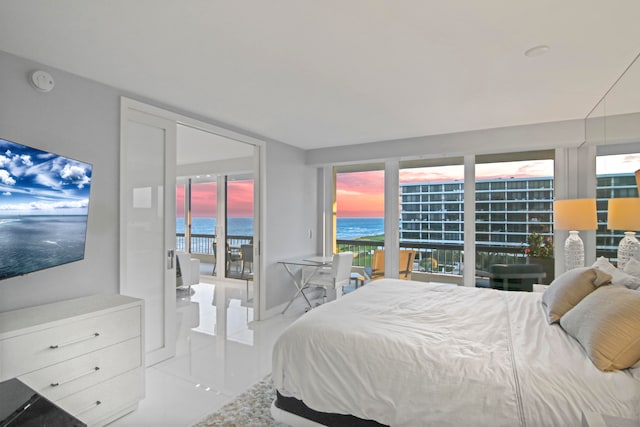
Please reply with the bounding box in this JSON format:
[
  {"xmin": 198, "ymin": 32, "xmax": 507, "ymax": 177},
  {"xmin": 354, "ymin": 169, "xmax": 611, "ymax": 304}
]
[{"xmin": 0, "ymin": 139, "xmax": 92, "ymax": 280}]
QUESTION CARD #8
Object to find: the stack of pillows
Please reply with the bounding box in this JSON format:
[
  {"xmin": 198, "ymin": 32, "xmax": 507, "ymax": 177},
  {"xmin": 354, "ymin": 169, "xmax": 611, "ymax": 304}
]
[{"xmin": 541, "ymin": 257, "xmax": 640, "ymax": 371}]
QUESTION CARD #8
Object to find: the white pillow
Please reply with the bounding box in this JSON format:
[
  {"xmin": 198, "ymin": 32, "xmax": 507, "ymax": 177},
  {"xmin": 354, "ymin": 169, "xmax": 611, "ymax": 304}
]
[{"xmin": 592, "ymin": 257, "xmax": 640, "ymax": 290}]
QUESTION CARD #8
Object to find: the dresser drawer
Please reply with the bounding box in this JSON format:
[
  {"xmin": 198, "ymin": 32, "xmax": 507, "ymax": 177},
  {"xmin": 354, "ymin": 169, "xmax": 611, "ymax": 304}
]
[
  {"xmin": 57, "ymin": 368, "xmax": 144, "ymax": 427},
  {"xmin": 19, "ymin": 337, "xmax": 142, "ymax": 401},
  {"xmin": 0, "ymin": 306, "xmax": 141, "ymax": 379}
]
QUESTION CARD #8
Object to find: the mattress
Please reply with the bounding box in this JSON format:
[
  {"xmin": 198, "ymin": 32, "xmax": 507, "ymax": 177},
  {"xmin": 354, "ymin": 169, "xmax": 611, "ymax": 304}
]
[{"xmin": 272, "ymin": 279, "xmax": 640, "ymax": 426}]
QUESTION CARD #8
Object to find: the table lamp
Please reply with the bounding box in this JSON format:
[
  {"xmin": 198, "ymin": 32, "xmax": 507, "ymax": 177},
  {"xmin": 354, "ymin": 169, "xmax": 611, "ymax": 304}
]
[
  {"xmin": 553, "ymin": 198, "xmax": 597, "ymax": 270},
  {"xmin": 607, "ymin": 197, "xmax": 640, "ymax": 269}
]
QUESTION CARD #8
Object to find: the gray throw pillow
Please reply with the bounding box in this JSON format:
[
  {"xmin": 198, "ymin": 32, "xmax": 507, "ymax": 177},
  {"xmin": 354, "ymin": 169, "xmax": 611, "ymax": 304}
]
[{"xmin": 541, "ymin": 267, "xmax": 611, "ymax": 324}]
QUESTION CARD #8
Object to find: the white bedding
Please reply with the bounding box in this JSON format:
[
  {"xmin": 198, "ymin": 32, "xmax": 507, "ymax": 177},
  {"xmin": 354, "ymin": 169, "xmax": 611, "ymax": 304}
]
[{"xmin": 272, "ymin": 279, "xmax": 640, "ymax": 426}]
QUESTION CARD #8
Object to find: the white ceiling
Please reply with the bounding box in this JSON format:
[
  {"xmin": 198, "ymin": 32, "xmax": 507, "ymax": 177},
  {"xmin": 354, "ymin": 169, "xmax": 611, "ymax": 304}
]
[{"xmin": 1, "ymin": 1, "xmax": 639, "ymax": 150}]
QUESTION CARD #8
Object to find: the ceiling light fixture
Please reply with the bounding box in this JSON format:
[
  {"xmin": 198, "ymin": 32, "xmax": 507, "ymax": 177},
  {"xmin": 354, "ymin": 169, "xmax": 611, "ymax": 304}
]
[{"xmin": 524, "ymin": 45, "xmax": 550, "ymax": 57}]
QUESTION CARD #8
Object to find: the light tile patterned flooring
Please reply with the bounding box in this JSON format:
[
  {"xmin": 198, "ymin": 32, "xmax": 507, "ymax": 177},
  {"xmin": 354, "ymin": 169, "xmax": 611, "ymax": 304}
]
[{"xmin": 110, "ymin": 275, "xmax": 305, "ymax": 427}]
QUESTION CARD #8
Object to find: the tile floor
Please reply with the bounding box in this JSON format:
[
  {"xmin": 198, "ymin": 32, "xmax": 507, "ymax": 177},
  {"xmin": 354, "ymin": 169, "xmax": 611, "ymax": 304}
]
[{"xmin": 110, "ymin": 274, "xmax": 306, "ymax": 427}]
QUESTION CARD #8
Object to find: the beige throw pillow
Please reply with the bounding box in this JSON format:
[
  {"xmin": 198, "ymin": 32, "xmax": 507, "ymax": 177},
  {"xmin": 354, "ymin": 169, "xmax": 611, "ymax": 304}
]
[
  {"xmin": 560, "ymin": 285, "xmax": 640, "ymax": 371},
  {"xmin": 541, "ymin": 267, "xmax": 611, "ymax": 324}
]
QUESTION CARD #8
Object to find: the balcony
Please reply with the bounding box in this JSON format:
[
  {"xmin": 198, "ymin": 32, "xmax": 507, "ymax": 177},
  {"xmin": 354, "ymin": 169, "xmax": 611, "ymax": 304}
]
[{"xmin": 179, "ymin": 233, "xmax": 618, "ymax": 284}]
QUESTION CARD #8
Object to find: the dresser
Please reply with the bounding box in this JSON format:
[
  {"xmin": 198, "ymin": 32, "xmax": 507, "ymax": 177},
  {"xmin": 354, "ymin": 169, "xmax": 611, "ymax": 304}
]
[{"xmin": 0, "ymin": 295, "xmax": 144, "ymax": 426}]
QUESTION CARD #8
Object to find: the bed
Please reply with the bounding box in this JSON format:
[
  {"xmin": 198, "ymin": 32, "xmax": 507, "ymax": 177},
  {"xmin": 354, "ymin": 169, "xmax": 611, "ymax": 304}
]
[{"xmin": 271, "ymin": 278, "xmax": 640, "ymax": 426}]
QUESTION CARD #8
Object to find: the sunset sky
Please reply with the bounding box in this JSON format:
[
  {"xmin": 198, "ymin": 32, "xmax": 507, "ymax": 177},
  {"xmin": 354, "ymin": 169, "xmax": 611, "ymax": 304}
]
[
  {"xmin": 178, "ymin": 154, "xmax": 638, "ymax": 218},
  {"xmin": 176, "ymin": 180, "xmax": 253, "ymax": 218}
]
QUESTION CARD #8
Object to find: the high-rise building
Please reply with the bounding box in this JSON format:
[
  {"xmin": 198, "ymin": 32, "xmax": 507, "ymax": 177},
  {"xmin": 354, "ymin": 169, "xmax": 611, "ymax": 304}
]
[
  {"xmin": 596, "ymin": 173, "xmax": 639, "ymax": 253},
  {"xmin": 400, "ymin": 173, "xmax": 637, "ymax": 254},
  {"xmin": 400, "ymin": 177, "xmax": 553, "ymax": 248}
]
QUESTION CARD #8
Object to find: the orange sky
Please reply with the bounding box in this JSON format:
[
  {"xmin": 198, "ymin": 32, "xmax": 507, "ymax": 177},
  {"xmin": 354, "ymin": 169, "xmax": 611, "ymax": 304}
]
[
  {"xmin": 176, "ymin": 180, "xmax": 253, "ymax": 217},
  {"xmin": 177, "ymin": 154, "xmax": 638, "ymax": 218},
  {"xmin": 336, "ymin": 155, "xmax": 639, "ymax": 217}
]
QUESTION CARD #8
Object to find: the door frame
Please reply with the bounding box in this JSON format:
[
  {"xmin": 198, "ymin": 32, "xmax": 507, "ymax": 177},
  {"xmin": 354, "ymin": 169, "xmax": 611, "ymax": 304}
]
[{"xmin": 120, "ymin": 97, "xmax": 265, "ymax": 321}]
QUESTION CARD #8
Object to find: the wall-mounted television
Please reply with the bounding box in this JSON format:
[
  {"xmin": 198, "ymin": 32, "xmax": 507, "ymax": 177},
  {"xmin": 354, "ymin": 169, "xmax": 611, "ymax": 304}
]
[{"xmin": 0, "ymin": 138, "xmax": 92, "ymax": 280}]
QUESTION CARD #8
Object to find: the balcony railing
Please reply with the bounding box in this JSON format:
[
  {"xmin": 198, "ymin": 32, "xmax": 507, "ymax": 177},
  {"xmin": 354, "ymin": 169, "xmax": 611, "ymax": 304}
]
[
  {"xmin": 338, "ymin": 239, "xmax": 528, "ymax": 274},
  {"xmin": 178, "ymin": 233, "xmax": 617, "ymax": 275},
  {"xmin": 177, "ymin": 233, "xmax": 253, "ymax": 255}
]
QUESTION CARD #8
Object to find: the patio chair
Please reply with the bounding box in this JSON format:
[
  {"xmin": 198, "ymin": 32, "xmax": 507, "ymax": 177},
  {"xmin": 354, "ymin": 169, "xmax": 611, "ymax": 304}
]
[
  {"xmin": 240, "ymin": 244, "xmax": 253, "ymax": 279},
  {"xmin": 364, "ymin": 250, "xmax": 385, "ymax": 280},
  {"xmin": 364, "ymin": 249, "xmax": 416, "ymax": 280},
  {"xmin": 210, "ymin": 241, "xmax": 243, "ymax": 276},
  {"xmin": 226, "ymin": 243, "xmax": 242, "ymax": 275}
]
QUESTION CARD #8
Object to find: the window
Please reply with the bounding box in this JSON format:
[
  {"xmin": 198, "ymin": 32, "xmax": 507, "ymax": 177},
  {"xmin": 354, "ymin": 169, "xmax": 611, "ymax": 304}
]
[
  {"xmin": 595, "ymin": 153, "xmax": 640, "ymax": 261},
  {"xmin": 226, "ymin": 177, "xmax": 254, "ymax": 241},
  {"xmin": 475, "ymin": 152, "xmax": 555, "ymax": 273},
  {"xmin": 399, "ymin": 160, "xmax": 464, "ymax": 272},
  {"xmin": 176, "ymin": 179, "xmax": 217, "ymax": 254},
  {"xmin": 335, "ymin": 166, "xmax": 385, "ymax": 267}
]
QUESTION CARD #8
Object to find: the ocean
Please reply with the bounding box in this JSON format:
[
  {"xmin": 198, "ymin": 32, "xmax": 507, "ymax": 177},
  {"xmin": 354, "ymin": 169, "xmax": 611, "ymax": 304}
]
[
  {"xmin": 177, "ymin": 217, "xmax": 384, "ymax": 240},
  {"xmin": 0, "ymin": 215, "xmax": 89, "ymax": 280},
  {"xmin": 177, "ymin": 217, "xmax": 253, "ymax": 236}
]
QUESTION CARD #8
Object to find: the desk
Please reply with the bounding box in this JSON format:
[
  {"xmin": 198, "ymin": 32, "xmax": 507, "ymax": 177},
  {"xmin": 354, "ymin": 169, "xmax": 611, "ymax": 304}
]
[{"xmin": 279, "ymin": 256, "xmax": 333, "ymax": 314}]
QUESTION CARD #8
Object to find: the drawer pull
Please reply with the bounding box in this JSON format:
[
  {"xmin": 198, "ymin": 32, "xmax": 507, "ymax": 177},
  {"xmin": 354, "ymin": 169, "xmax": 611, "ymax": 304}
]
[
  {"xmin": 76, "ymin": 400, "xmax": 102, "ymax": 415},
  {"xmin": 50, "ymin": 366, "xmax": 100, "ymax": 387},
  {"xmin": 49, "ymin": 332, "xmax": 100, "ymax": 349}
]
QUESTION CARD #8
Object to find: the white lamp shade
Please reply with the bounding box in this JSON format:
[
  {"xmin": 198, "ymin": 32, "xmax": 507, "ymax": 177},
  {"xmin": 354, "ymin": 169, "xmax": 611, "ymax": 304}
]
[{"xmin": 554, "ymin": 199, "xmax": 598, "ymax": 230}]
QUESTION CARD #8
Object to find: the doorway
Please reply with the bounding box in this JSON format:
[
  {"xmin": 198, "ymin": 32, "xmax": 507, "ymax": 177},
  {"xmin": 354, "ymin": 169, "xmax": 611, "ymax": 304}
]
[
  {"xmin": 121, "ymin": 98, "xmax": 264, "ymax": 368},
  {"xmin": 176, "ymin": 124, "xmax": 260, "ymax": 316}
]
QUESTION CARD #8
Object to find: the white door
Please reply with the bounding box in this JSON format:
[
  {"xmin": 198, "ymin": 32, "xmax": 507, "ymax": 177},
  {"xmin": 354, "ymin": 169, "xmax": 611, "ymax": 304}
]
[{"xmin": 120, "ymin": 99, "xmax": 176, "ymax": 366}]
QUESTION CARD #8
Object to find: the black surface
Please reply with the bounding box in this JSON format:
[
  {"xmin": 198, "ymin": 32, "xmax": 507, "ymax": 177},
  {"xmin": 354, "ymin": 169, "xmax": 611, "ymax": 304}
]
[
  {"xmin": 275, "ymin": 391, "xmax": 388, "ymax": 427},
  {"xmin": 0, "ymin": 378, "xmax": 86, "ymax": 427},
  {"xmin": 488, "ymin": 263, "xmax": 545, "ymax": 292}
]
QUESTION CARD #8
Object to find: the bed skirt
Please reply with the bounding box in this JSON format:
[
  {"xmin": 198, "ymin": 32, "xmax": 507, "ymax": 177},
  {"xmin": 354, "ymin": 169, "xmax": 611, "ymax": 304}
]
[{"xmin": 273, "ymin": 391, "xmax": 388, "ymax": 427}]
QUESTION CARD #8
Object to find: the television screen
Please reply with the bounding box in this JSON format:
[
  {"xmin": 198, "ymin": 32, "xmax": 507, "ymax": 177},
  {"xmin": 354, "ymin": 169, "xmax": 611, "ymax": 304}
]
[{"xmin": 0, "ymin": 138, "xmax": 92, "ymax": 280}]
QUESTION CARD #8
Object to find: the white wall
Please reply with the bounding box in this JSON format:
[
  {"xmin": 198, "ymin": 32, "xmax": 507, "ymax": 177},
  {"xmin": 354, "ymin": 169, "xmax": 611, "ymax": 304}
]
[
  {"xmin": 0, "ymin": 50, "xmax": 320, "ymax": 316},
  {"xmin": 263, "ymin": 141, "xmax": 318, "ymax": 314},
  {"xmin": 306, "ymin": 119, "xmax": 585, "ymax": 166},
  {"xmin": 0, "ymin": 51, "xmax": 120, "ymax": 311}
]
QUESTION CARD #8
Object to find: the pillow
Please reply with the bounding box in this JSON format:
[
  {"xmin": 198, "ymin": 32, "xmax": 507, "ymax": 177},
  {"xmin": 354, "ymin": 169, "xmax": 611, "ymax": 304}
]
[
  {"xmin": 560, "ymin": 285, "xmax": 640, "ymax": 371},
  {"xmin": 541, "ymin": 267, "xmax": 611, "ymax": 324},
  {"xmin": 592, "ymin": 256, "xmax": 640, "ymax": 289}
]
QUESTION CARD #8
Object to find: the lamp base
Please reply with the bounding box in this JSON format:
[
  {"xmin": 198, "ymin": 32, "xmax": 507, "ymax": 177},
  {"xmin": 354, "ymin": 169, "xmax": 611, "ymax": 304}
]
[
  {"xmin": 564, "ymin": 230, "xmax": 584, "ymax": 271},
  {"xmin": 617, "ymin": 232, "xmax": 640, "ymax": 270}
]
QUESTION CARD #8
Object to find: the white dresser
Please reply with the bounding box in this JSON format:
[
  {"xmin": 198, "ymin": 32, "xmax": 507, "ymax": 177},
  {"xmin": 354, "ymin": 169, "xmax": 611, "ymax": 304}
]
[{"xmin": 0, "ymin": 294, "xmax": 144, "ymax": 426}]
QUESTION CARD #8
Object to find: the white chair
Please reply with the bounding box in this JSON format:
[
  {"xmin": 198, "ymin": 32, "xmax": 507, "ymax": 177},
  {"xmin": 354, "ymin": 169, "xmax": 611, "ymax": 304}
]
[
  {"xmin": 176, "ymin": 251, "xmax": 201, "ymax": 293},
  {"xmin": 304, "ymin": 252, "xmax": 354, "ymax": 303}
]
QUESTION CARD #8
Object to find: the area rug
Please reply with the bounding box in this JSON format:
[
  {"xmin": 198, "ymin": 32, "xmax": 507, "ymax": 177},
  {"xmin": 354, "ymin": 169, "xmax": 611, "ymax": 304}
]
[{"xmin": 193, "ymin": 375, "xmax": 287, "ymax": 427}]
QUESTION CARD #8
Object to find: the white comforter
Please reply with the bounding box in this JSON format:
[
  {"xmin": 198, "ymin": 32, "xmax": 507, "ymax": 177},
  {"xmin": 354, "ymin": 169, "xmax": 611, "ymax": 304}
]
[{"xmin": 272, "ymin": 279, "xmax": 640, "ymax": 427}]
